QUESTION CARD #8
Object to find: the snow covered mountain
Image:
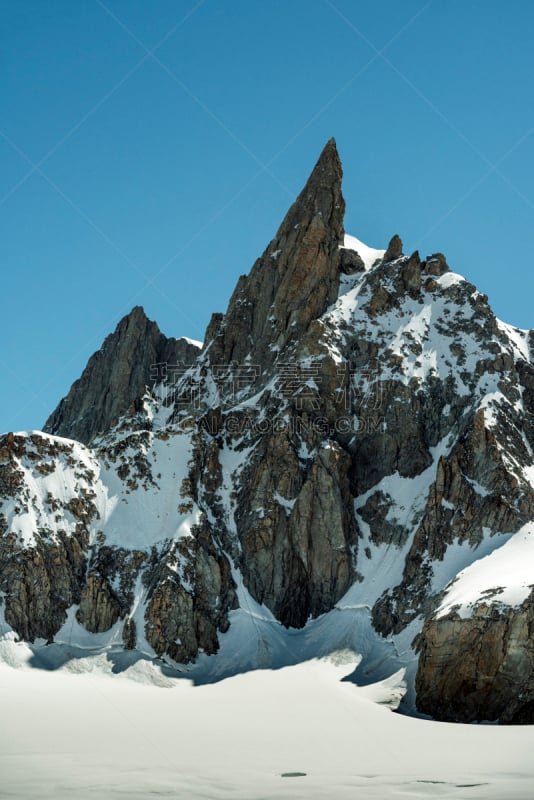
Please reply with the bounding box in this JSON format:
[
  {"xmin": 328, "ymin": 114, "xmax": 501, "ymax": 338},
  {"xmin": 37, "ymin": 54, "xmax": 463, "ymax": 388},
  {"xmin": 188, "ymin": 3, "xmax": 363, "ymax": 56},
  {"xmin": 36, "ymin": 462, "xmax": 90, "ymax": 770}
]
[{"xmin": 2, "ymin": 139, "xmax": 534, "ymax": 723}]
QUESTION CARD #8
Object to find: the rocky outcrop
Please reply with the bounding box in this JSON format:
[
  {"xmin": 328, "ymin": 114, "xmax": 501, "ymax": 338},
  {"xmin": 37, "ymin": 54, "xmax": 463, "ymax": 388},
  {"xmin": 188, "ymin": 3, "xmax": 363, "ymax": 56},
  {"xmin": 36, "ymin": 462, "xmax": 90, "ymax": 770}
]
[
  {"xmin": 358, "ymin": 491, "xmax": 406, "ymax": 547},
  {"xmin": 383, "ymin": 234, "xmax": 403, "ymax": 262},
  {"xmin": 0, "ymin": 529, "xmax": 88, "ymax": 642},
  {"xmin": 44, "ymin": 306, "xmax": 200, "ymax": 444},
  {"xmin": 76, "ymin": 547, "xmax": 147, "ymax": 633},
  {"xmin": 415, "ymin": 592, "xmax": 534, "ymax": 723},
  {"xmin": 236, "ymin": 436, "xmax": 357, "ymax": 628},
  {"xmin": 424, "ymin": 252, "xmax": 449, "ymax": 276},
  {"xmin": 339, "ymin": 248, "xmax": 365, "ymax": 274},
  {"xmin": 144, "ymin": 521, "xmax": 237, "ymax": 663},
  {"xmin": 203, "ymin": 138, "xmax": 345, "ymax": 370},
  {"xmin": 372, "ymin": 404, "xmax": 534, "ymax": 636},
  {"xmin": 398, "ymin": 251, "xmax": 422, "ymax": 293},
  {"xmin": 0, "ymin": 433, "xmax": 94, "ymax": 641},
  {"xmin": 0, "ymin": 427, "xmax": 237, "ymax": 661},
  {"xmin": 77, "ymin": 573, "xmax": 122, "ymax": 633}
]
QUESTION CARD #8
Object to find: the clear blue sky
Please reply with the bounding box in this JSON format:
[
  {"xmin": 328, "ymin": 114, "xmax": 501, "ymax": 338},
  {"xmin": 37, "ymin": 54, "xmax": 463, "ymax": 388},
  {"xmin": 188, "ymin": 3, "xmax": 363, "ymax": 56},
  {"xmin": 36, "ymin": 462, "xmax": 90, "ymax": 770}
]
[{"xmin": 2, "ymin": 0, "xmax": 534, "ymax": 434}]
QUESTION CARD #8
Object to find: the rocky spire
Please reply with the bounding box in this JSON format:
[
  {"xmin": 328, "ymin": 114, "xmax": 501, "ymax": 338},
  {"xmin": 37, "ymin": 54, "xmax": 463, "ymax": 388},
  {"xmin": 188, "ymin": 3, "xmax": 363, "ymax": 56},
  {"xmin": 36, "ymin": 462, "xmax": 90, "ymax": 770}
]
[
  {"xmin": 44, "ymin": 306, "xmax": 200, "ymax": 444},
  {"xmin": 204, "ymin": 138, "xmax": 346, "ymax": 367},
  {"xmin": 383, "ymin": 234, "xmax": 403, "ymax": 262}
]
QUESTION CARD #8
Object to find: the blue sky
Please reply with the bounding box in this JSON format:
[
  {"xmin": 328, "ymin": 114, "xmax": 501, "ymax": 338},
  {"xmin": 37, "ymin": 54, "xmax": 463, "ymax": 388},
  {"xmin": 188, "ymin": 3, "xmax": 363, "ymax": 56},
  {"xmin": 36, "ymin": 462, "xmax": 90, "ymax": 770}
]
[{"xmin": 2, "ymin": 0, "xmax": 534, "ymax": 433}]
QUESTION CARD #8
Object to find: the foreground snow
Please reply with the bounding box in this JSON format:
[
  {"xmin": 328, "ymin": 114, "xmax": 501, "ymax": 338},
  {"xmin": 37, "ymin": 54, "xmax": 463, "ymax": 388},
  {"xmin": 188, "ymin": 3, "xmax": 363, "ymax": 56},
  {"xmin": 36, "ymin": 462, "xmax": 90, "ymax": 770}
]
[{"xmin": 1, "ymin": 652, "xmax": 533, "ymax": 799}]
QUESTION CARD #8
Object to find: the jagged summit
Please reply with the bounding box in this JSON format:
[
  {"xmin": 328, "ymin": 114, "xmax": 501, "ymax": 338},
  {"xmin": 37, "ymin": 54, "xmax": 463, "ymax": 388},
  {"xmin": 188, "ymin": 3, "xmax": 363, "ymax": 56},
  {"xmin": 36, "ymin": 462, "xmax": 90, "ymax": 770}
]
[
  {"xmin": 283, "ymin": 136, "xmax": 345, "ymax": 237},
  {"xmin": 204, "ymin": 139, "xmax": 346, "ymax": 368},
  {"xmin": 44, "ymin": 306, "xmax": 199, "ymax": 444},
  {"xmin": 46, "ymin": 139, "xmax": 348, "ymax": 443}
]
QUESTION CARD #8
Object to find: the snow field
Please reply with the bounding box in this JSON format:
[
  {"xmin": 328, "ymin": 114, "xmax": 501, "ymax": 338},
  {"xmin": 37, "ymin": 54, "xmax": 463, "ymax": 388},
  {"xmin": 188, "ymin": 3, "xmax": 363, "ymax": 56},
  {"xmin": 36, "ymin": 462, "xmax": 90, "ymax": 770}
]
[{"xmin": 1, "ymin": 652, "xmax": 533, "ymax": 800}]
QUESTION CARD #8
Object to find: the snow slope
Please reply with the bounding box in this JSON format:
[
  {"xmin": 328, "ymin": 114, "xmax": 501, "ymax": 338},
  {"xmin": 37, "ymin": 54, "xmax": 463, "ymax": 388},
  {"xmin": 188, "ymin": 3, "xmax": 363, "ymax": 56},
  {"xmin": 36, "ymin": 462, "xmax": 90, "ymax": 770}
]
[
  {"xmin": 0, "ymin": 651, "xmax": 533, "ymax": 800},
  {"xmin": 436, "ymin": 522, "xmax": 534, "ymax": 618}
]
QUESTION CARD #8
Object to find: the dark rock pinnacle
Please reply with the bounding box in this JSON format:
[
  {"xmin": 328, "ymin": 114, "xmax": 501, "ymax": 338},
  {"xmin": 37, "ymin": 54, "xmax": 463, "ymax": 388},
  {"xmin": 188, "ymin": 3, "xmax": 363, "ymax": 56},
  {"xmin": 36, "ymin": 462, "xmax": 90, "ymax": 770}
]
[
  {"xmin": 204, "ymin": 138, "xmax": 346, "ymax": 368},
  {"xmin": 383, "ymin": 234, "xmax": 403, "ymax": 262},
  {"xmin": 44, "ymin": 306, "xmax": 200, "ymax": 444}
]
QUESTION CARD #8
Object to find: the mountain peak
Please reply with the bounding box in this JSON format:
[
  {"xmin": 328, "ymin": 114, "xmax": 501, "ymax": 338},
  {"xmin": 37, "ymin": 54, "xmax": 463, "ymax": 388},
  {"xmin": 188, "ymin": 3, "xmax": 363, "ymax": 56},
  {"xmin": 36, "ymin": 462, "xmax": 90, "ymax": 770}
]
[
  {"xmin": 124, "ymin": 304, "xmax": 148, "ymax": 320},
  {"xmin": 308, "ymin": 136, "xmax": 341, "ymax": 182},
  {"xmin": 44, "ymin": 308, "xmax": 199, "ymax": 444},
  {"xmin": 306, "ymin": 137, "xmax": 341, "ymax": 182},
  {"xmin": 279, "ymin": 137, "xmax": 344, "ymax": 241},
  {"xmin": 204, "ymin": 140, "xmax": 346, "ymax": 367}
]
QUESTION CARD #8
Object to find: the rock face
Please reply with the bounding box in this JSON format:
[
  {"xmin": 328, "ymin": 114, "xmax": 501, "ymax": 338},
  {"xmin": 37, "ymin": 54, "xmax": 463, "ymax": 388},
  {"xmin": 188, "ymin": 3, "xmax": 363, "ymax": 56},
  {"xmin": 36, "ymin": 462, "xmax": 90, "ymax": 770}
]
[
  {"xmin": 2, "ymin": 139, "xmax": 534, "ymax": 723},
  {"xmin": 236, "ymin": 439, "xmax": 357, "ymax": 628},
  {"xmin": 204, "ymin": 138, "xmax": 345, "ymax": 369},
  {"xmin": 0, "ymin": 433, "xmax": 92, "ymax": 641},
  {"xmin": 44, "ymin": 306, "xmax": 200, "ymax": 444},
  {"xmin": 143, "ymin": 521, "xmax": 237, "ymax": 663},
  {"xmin": 339, "ymin": 248, "xmax": 364, "ymax": 274},
  {"xmin": 415, "ymin": 592, "xmax": 534, "ymax": 723},
  {"xmin": 372, "ymin": 404, "xmax": 534, "ymax": 636}
]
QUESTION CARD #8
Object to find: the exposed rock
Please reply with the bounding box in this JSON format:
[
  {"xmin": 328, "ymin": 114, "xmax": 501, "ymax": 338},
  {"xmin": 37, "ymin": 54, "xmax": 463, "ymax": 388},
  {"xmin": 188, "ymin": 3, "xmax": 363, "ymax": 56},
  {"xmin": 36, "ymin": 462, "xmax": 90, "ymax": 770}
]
[
  {"xmin": 358, "ymin": 490, "xmax": 407, "ymax": 546},
  {"xmin": 0, "ymin": 531, "xmax": 88, "ymax": 642},
  {"xmin": 399, "ymin": 250, "xmax": 422, "ymax": 292},
  {"xmin": 425, "ymin": 252, "xmax": 449, "ymax": 276},
  {"xmin": 44, "ymin": 306, "xmax": 200, "ymax": 444},
  {"xmin": 76, "ymin": 546, "xmax": 146, "ymax": 633},
  {"xmin": 2, "ymin": 139, "xmax": 534, "ymax": 727},
  {"xmin": 366, "ymin": 285, "xmax": 396, "ymax": 316},
  {"xmin": 203, "ymin": 138, "xmax": 345, "ymax": 369},
  {"xmin": 237, "ymin": 435, "xmax": 358, "ymax": 628},
  {"xmin": 415, "ymin": 591, "xmax": 534, "ymax": 723},
  {"xmin": 339, "ymin": 248, "xmax": 365, "ymax": 274},
  {"xmin": 348, "ymin": 379, "xmax": 434, "ymax": 495},
  {"xmin": 77, "ymin": 573, "xmax": 122, "ymax": 633},
  {"xmin": 144, "ymin": 519, "xmax": 237, "ymax": 663},
  {"xmin": 424, "ymin": 276, "xmax": 439, "ymax": 292},
  {"xmin": 383, "ymin": 234, "xmax": 403, "ymax": 262},
  {"xmin": 372, "ymin": 407, "xmax": 534, "ymax": 636},
  {"xmin": 122, "ymin": 617, "xmax": 137, "ymax": 649}
]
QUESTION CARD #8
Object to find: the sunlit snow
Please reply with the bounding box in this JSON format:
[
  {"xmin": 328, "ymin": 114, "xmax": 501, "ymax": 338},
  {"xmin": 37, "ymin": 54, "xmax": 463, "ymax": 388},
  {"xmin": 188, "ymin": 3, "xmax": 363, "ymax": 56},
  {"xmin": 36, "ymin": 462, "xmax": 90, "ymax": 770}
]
[
  {"xmin": 0, "ymin": 646, "xmax": 533, "ymax": 799},
  {"xmin": 342, "ymin": 233, "xmax": 385, "ymax": 269},
  {"xmin": 436, "ymin": 522, "xmax": 534, "ymax": 618}
]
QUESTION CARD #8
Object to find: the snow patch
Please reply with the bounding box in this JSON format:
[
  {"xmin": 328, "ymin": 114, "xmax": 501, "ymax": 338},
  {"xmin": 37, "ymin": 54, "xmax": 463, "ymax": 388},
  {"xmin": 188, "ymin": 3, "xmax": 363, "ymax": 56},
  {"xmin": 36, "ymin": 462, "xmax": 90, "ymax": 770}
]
[
  {"xmin": 341, "ymin": 233, "xmax": 385, "ymax": 270},
  {"xmin": 181, "ymin": 336, "xmax": 203, "ymax": 349},
  {"xmin": 436, "ymin": 522, "xmax": 534, "ymax": 618}
]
